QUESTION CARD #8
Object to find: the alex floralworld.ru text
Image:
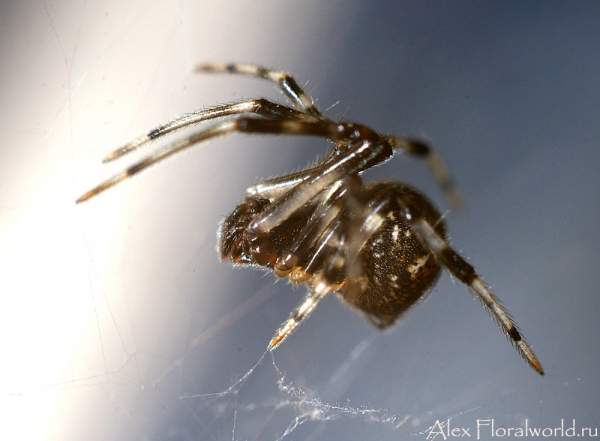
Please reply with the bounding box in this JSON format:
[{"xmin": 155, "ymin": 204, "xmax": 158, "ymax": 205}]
[{"xmin": 426, "ymin": 419, "xmax": 597, "ymax": 439}]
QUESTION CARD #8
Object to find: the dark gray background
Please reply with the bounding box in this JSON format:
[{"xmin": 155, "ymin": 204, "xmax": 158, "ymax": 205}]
[{"xmin": 1, "ymin": 1, "xmax": 598, "ymax": 440}]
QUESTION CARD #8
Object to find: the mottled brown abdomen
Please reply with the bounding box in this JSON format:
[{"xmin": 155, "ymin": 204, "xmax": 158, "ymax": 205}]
[{"xmin": 338, "ymin": 182, "xmax": 446, "ymax": 328}]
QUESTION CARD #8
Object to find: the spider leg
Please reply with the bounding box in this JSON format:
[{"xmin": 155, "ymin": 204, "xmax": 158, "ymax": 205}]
[
  {"xmin": 77, "ymin": 119, "xmax": 393, "ymax": 207},
  {"xmin": 244, "ymin": 147, "xmax": 354, "ymax": 202},
  {"xmin": 246, "ymin": 123, "xmax": 394, "ymax": 235},
  {"xmin": 311, "ymin": 194, "xmax": 390, "ymax": 293},
  {"xmin": 269, "ymin": 219, "xmax": 351, "ymax": 349},
  {"xmin": 103, "ymin": 99, "xmax": 315, "ymax": 162},
  {"xmin": 196, "ymin": 64, "xmax": 463, "ymax": 209},
  {"xmin": 268, "ymin": 281, "xmax": 331, "ymax": 350},
  {"xmin": 386, "ymin": 136, "xmax": 464, "ymax": 209},
  {"xmin": 275, "ymin": 175, "xmax": 374, "ymax": 279},
  {"xmin": 197, "ymin": 63, "xmax": 380, "ymax": 176},
  {"xmin": 196, "ymin": 63, "xmax": 322, "ymax": 118},
  {"xmin": 268, "ymin": 181, "xmax": 389, "ymax": 350},
  {"xmin": 274, "ymin": 179, "xmax": 348, "ymax": 279},
  {"xmin": 396, "ymin": 192, "xmax": 544, "ymax": 375},
  {"xmin": 245, "ymin": 168, "xmax": 315, "ymax": 202}
]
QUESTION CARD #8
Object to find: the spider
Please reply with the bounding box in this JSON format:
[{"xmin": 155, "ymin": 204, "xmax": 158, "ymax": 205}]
[{"xmin": 77, "ymin": 63, "xmax": 543, "ymax": 375}]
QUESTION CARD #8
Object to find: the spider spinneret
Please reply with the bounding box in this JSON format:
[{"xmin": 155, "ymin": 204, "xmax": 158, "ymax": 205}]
[{"xmin": 77, "ymin": 63, "xmax": 543, "ymax": 375}]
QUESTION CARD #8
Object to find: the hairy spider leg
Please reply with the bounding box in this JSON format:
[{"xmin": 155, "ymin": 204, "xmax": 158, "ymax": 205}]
[
  {"xmin": 268, "ymin": 285, "xmax": 328, "ymax": 350},
  {"xmin": 197, "ymin": 63, "xmax": 365, "ymax": 197},
  {"xmin": 92, "ymin": 64, "xmax": 462, "ymax": 211},
  {"xmin": 273, "ymin": 180, "xmax": 348, "ymax": 279},
  {"xmin": 196, "ymin": 63, "xmax": 370, "ymax": 183},
  {"xmin": 244, "ymin": 136, "xmax": 463, "ymax": 211},
  {"xmin": 246, "ymin": 123, "xmax": 394, "ymax": 235},
  {"xmin": 197, "ymin": 63, "xmax": 462, "ymax": 209},
  {"xmin": 103, "ymin": 99, "xmax": 318, "ymax": 162},
  {"xmin": 245, "ymin": 168, "xmax": 315, "ymax": 202},
  {"xmin": 276, "ymin": 175, "xmax": 375, "ymax": 281},
  {"xmin": 395, "ymin": 192, "xmax": 544, "ymax": 375},
  {"xmin": 108, "ymin": 61, "xmax": 328, "ymax": 162},
  {"xmin": 196, "ymin": 63, "xmax": 323, "ymax": 118},
  {"xmin": 386, "ymin": 136, "xmax": 464, "ymax": 209},
  {"xmin": 78, "ymin": 118, "xmax": 394, "ymax": 215},
  {"xmin": 268, "ymin": 191, "xmax": 389, "ymax": 350},
  {"xmin": 243, "ymin": 145, "xmax": 367, "ymax": 202}
]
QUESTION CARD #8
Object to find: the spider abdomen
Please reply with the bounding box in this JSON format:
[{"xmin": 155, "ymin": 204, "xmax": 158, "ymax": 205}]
[{"xmin": 338, "ymin": 182, "xmax": 446, "ymax": 329}]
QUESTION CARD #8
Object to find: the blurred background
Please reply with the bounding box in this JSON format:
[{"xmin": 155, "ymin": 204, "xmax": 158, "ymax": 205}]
[{"xmin": 1, "ymin": 1, "xmax": 599, "ymax": 440}]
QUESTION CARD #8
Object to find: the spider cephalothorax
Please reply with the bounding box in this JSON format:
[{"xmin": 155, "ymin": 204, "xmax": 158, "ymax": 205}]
[{"xmin": 77, "ymin": 63, "xmax": 543, "ymax": 375}]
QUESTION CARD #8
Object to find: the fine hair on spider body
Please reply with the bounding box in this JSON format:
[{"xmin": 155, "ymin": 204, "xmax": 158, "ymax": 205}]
[{"xmin": 77, "ymin": 62, "xmax": 543, "ymax": 375}]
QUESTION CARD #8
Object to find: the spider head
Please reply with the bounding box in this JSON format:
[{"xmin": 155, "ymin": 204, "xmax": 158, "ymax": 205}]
[
  {"xmin": 219, "ymin": 195, "xmax": 319, "ymax": 274},
  {"xmin": 218, "ymin": 198, "xmax": 272, "ymax": 265}
]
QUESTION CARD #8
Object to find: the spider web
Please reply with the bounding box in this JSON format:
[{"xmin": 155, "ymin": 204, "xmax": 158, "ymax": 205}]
[
  {"xmin": 179, "ymin": 345, "xmax": 410, "ymax": 441},
  {"xmin": 2, "ymin": 1, "xmax": 600, "ymax": 440}
]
